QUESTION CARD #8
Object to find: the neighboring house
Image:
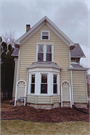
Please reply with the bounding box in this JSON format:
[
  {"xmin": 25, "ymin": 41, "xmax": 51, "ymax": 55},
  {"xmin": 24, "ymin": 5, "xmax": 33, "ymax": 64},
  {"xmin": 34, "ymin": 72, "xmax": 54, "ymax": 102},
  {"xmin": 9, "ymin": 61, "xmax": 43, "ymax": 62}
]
[{"xmin": 12, "ymin": 16, "xmax": 89, "ymax": 109}]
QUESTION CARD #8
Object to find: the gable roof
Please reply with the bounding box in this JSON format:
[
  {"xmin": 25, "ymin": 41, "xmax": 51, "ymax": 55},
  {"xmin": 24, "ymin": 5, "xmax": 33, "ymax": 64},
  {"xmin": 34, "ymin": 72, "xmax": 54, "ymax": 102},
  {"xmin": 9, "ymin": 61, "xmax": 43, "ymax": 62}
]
[
  {"xmin": 15, "ymin": 16, "xmax": 74, "ymax": 46},
  {"xmin": 71, "ymin": 43, "xmax": 85, "ymax": 58}
]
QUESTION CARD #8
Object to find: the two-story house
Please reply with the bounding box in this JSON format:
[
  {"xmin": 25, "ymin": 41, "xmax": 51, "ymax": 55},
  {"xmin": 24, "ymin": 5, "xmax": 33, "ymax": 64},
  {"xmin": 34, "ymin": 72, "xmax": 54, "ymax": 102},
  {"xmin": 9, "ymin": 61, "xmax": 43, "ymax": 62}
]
[{"xmin": 12, "ymin": 16, "xmax": 88, "ymax": 109}]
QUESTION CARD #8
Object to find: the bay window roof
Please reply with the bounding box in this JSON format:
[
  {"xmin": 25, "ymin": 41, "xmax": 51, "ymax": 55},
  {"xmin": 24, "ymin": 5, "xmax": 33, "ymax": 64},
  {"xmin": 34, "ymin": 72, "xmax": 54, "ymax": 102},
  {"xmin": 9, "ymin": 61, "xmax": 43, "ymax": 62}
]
[{"xmin": 27, "ymin": 61, "xmax": 62, "ymax": 70}]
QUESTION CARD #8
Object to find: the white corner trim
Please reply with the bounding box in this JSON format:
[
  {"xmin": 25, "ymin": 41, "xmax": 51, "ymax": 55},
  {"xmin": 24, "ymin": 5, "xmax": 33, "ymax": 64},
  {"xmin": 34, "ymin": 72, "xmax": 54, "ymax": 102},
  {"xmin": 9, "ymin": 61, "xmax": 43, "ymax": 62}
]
[
  {"xmin": 14, "ymin": 50, "xmax": 20, "ymax": 106},
  {"xmin": 70, "ymin": 71, "xmax": 74, "ymax": 105}
]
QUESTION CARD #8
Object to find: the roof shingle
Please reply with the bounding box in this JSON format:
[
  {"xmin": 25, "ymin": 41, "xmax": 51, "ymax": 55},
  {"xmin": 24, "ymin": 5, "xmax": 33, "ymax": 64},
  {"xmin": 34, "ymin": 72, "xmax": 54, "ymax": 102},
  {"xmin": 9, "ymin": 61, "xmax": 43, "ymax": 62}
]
[{"xmin": 71, "ymin": 43, "xmax": 85, "ymax": 58}]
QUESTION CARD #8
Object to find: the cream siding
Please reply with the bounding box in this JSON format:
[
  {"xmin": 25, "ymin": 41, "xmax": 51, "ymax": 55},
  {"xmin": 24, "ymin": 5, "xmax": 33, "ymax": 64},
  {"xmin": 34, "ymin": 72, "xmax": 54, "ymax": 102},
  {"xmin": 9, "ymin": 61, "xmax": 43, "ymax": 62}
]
[
  {"xmin": 27, "ymin": 95, "xmax": 60, "ymax": 104},
  {"xmin": 12, "ymin": 58, "xmax": 18, "ymax": 98},
  {"xmin": 73, "ymin": 71, "xmax": 88, "ymax": 103},
  {"xmin": 18, "ymin": 24, "xmax": 70, "ymax": 84}
]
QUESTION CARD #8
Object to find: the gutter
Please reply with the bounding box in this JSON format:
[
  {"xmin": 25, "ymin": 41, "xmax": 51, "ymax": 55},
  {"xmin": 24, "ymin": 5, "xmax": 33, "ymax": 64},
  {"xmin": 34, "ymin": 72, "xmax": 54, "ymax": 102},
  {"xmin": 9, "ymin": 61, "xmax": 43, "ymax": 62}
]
[{"xmin": 68, "ymin": 68, "xmax": 89, "ymax": 71}]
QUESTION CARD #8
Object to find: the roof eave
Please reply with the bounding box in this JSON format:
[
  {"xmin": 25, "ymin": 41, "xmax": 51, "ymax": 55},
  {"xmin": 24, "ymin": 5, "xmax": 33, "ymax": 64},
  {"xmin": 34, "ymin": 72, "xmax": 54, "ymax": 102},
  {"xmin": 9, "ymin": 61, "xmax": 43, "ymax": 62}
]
[
  {"xmin": 71, "ymin": 56, "xmax": 86, "ymax": 58},
  {"xmin": 68, "ymin": 68, "xmax": 89, "ymax": 71},
  {"xmin": 27, "ymin": 65, "xmax": 62, "ymax": 70},
  {"xmin": 15, "ymin": 16, "xmax": 74, "ymax": 46}
]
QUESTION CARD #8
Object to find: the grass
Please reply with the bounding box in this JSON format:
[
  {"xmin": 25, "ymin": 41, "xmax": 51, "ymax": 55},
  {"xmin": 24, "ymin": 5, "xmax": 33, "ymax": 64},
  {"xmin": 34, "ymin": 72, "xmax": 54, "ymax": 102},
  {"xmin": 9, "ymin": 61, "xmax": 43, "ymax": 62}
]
[{"xmin": 1, "ymin": 120, "xmax": 90, "ymax": 135}]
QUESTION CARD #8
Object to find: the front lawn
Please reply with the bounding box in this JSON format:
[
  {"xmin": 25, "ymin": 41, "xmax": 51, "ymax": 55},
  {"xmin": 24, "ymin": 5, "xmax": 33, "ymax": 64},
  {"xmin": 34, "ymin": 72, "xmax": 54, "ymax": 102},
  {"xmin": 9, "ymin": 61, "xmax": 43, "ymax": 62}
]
[{"xmin": 1, "ymin": 120, "xmax": 90, "ymax": 135}]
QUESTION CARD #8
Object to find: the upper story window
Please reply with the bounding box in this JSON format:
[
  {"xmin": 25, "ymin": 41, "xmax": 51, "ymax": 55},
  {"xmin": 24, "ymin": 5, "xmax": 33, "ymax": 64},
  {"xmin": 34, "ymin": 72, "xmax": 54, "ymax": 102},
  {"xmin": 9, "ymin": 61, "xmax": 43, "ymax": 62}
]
[
  {"xmin": 36, "ymin": 44, "xmax": 54, "ymax": 62},
  {"xmin": 41, "ymin": 31, "xmax": 50, "ymax": 40},
  {"xmin": 38, "ymin": 44, "xmax": 44, "ymax": 61}
]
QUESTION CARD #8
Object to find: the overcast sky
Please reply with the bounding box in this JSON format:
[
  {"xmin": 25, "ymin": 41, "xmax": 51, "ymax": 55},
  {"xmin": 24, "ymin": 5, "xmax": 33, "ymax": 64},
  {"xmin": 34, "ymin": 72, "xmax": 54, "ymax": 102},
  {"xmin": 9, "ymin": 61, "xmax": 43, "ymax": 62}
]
[{"xmin": 1, "ymin": 0, "xmax": 90, "ymax": 73}]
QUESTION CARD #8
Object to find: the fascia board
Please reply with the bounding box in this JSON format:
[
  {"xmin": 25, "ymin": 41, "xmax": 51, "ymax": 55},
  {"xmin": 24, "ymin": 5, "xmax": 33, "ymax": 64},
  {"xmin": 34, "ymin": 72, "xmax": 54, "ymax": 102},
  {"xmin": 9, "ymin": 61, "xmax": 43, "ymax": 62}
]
[
  {"xmin": 71, "ymin": 56, "xmax": 86, "ymax": 58},
  {"xmin": 16, "ymin": 16, "xmax": 46, "ymax": 44},
  {"xmin": 46, "ymin": 23, "xmax": 70, "ymax": 46},
  {"xmin": 68, "ymin": 68, "xmax": 89, "ymax": 71},
  {"xmin": 20, "ymin": 22, "xmax": 45, "ymax": 45},
  {"xmin": 27, "ymin": 65, "xmax": 62, "ymax": 70},
  {"xmin": 45, "ymin": 17, "xmax": 74, "ymax": 46},
  {"xmin": 15, "ymin": 16, "xmax": 74, "ymax": 46}
]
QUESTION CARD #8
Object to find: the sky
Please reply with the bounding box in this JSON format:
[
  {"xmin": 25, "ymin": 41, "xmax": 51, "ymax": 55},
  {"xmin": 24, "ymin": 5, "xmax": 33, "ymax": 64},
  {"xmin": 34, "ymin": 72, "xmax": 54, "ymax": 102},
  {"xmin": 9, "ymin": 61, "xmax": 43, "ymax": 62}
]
[{"xmin": 0, "ymin": 0, "xmax": 90, "ymax": 73}]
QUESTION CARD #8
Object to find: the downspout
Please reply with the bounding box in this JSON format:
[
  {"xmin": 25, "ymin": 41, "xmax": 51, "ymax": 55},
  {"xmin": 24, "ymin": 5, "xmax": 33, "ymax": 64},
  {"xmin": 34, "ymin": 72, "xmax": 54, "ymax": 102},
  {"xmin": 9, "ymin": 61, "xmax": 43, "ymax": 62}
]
[
  {"xmin": 14, "ymin": 49, "xmax": 20, "ymax": 106},
  {"xmin": 70, "ymin": 70, "xmax": 74, "ymax": 106}
]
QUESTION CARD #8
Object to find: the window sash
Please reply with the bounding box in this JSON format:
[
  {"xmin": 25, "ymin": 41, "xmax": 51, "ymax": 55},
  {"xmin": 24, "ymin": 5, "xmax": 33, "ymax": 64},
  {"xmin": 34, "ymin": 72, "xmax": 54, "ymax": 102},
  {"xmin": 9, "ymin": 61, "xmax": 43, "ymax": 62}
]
[
  {"xmin": 42, "ymin": 32, "xmax": 49, "ymax": 39},
  {"xmin": 53, "ymin": 75, "xmax": 57, "ymax": 94},
  {"xmin": 31, "ymin": 84, "xmax": 35, "ymax": 93},
  {"xmin": 30, "ymin": 74, "xmax": 35, "ymax": 94},
  {"xmin": 38, "ymin": 53, "xmax": 43, "ymax": 61},
  {"xmin": 41, "ymin": 74, "xmax": 47, "ymax": 94},
  {"xmin": 41, "ymin": 84, "xmax": 47, "ymax": 94}
]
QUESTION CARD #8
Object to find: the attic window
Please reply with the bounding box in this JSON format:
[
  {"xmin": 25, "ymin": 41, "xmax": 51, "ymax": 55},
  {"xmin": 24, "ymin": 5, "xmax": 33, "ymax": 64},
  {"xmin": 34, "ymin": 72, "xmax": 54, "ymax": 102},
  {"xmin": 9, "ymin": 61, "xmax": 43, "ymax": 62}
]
[{"xmin": 41, "ymin": 31, "xmax": 50, "ymax": 40}]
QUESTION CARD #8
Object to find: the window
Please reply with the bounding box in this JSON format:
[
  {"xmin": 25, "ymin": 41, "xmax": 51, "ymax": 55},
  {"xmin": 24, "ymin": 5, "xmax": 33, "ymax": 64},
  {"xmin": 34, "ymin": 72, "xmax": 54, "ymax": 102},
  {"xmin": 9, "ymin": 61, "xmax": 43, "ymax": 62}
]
[
  {"xmin": 37, "ymin": 44, "xmax": 53, "ymax": 62},
  {"xmin": 38, "ymin": 44, "xmax": 44, "ymax": 61},
  {"xmin": 46, "ymin": 45, "xmax": 52, "ymax": 61},
  {"xmin": 41, "ymin": 31, "xmax": 50, "ymax": 40},
  {"xmin": 41, "ymin": 74, "xmax": 47, "ymax": 94},
  {"xmin": 53, "ymin": 75, "xmax": 57, "ymax": 94},
  {"xmin": 31, "ymin": 74, "xmax": 35, "ymax": 93}
]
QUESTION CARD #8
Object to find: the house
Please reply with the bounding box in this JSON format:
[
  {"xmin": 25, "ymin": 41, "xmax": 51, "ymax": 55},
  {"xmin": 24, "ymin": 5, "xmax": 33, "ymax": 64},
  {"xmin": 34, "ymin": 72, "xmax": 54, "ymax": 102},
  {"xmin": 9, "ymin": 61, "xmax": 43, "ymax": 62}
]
[{"xmin": 12, "ymin": 16, "xmax": 89, "ymax": 109}]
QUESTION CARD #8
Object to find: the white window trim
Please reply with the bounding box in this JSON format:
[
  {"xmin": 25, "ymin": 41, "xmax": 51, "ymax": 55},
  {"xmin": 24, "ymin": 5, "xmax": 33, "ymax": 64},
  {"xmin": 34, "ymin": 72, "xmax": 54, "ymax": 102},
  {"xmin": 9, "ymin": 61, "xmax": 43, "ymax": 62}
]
[
  {"xmin": 53, "ymin": 73, "xmax": 59, "ymax": 95},
  {"xmin": 40, "ymin": 72, "xmax": 48, "ymax": 95},
  {"xmin": 36, "ymin": 43, "xmax": 54, "ymax": 62},
  {"xmin": 28, "ymin": 73, "xmax": 36, "ymax": 95},
  {"xmin": 41, "ymin": 30, "xmax": 50, "ymax": 40}
]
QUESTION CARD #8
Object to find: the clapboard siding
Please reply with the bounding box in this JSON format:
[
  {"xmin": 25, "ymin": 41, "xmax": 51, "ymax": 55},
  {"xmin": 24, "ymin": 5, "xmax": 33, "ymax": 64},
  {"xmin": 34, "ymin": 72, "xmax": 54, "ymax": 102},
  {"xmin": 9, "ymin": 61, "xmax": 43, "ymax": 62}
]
[
  {"xmin": 37, "ymin": 96, "xmax": 50, "ymax": 104},
  {"xmin": 18, "ymin": 24, "xmax": 70, "ymax": 84},
  {"xmin": 27, "ymin": 95, "xmax": 61, "ymax": 104},
  {"xmin": 73, "ymin": 71, "xmax": 88, "ymax": 103},
  {"xmin": 52, "ymin": 96, "xmax": 60, "ymax": 103},
  {"xmin": 27, "ymin": 95, "xmax": 35, "ymax": 103}
]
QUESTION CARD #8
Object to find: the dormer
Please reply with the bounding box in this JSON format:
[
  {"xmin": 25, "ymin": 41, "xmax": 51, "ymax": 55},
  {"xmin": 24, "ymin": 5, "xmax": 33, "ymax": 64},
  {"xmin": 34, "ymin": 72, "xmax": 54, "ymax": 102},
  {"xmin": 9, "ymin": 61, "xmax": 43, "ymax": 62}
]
[{"xmin": 71, "ymin": 43, "xmax": 85, "ymax": 64}]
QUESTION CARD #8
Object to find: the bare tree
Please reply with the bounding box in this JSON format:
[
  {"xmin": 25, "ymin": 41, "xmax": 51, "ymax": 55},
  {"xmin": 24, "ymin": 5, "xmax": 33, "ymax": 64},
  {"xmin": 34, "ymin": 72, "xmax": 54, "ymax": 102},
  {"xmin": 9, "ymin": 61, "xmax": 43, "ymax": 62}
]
[{"xmin": 2, "ymin": 31, "xmax": 17, "ymax": 47}]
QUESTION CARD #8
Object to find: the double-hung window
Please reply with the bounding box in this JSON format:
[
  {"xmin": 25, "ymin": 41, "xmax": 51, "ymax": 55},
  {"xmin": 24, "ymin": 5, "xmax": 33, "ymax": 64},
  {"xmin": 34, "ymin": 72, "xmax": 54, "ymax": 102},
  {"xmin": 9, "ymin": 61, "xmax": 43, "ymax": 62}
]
[
  {"xmin": 41, "ymin": 74, "xmax": 47, "ymax": 94},
  {"xmin": 31, "ymin": 74, "xmax": 35, "ymax": 93},
  {"xmin": 38, "ymin": 44, "xmax": 44, "ymax": 61},
  {"xmin": 37, "ymin": 44, "xmax": 53, "ymax": 62},
  {"xmin": 53, "ymin": 75, "xmax": 57, "ymax": 94},
  {"xmin": 46, "ymin": 45, "xmax": 52, "ymax": 61}
]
